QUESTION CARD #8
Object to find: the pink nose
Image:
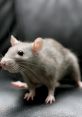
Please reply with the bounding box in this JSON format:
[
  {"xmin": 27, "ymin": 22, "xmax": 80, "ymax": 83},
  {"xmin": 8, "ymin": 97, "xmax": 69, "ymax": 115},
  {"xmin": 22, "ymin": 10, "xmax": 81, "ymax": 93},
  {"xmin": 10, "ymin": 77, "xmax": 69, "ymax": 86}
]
[{"xmin": 0, "ymin": 61, "xmax": 7, "ymax": 68}]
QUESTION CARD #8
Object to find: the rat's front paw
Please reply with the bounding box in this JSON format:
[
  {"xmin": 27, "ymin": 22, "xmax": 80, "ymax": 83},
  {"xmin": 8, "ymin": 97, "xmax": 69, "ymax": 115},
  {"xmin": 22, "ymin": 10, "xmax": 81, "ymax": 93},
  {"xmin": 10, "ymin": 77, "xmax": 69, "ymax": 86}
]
[
  {"xmin": 24, "ymin": 90, "xmax": 35, "ymax": 101},
  {"xmin": 11, "ymin": 81, "xmax": 28, "ymax": 89},
  {"xmin": 45, "ymin": 95, "xmax": 55, "ymax": 104}
]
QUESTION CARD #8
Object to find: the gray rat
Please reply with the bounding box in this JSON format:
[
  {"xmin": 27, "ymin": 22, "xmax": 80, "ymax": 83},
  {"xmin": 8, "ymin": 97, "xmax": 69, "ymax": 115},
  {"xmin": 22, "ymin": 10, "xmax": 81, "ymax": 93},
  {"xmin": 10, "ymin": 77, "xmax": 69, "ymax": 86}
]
[{"xmin": 0, "ymin": 35, "xmax": 82, "ymax": 104}]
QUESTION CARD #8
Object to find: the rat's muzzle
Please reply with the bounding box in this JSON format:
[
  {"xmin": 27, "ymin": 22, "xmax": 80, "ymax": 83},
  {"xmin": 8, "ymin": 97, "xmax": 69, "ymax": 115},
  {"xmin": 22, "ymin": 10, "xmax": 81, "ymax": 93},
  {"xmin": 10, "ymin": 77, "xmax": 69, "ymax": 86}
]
[
  {"xmin": 0, "ymin": 58, "xmax": 13, "ymax": 70},
  {"xmin": 0, "ymin": 57, "xmax": 21, "ymax": 73},
  {"xmin": 0, "ymin": 61, "xmax": 6, "ymax": 69},
  {"xmin": 0, "ymin": 58, "xmax": 19, "ymax": 73}
]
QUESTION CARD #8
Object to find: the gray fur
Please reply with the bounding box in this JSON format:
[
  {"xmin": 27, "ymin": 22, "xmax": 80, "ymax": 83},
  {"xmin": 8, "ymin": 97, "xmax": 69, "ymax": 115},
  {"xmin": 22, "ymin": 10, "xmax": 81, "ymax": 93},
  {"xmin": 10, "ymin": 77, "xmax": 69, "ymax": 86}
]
[{"xmin": 0, "ymin": 37, "xmax": 81, "ymax": 103}]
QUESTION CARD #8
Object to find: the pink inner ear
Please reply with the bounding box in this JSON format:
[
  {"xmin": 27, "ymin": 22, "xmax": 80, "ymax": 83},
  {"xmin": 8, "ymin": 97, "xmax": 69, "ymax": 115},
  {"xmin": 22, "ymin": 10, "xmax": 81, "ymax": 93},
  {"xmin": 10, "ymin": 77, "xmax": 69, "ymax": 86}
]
[{"xmin": 32, "ymin": 37, "xmax": 43, "ymax": 53}]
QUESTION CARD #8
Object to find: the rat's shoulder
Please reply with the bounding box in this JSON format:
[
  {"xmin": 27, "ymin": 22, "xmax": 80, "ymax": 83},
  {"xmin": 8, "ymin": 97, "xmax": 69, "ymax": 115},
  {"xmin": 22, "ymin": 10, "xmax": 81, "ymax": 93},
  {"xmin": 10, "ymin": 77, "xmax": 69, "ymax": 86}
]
[{"xmin": 43, "ymin": 38, "xmax": 65, "ymax": 49}]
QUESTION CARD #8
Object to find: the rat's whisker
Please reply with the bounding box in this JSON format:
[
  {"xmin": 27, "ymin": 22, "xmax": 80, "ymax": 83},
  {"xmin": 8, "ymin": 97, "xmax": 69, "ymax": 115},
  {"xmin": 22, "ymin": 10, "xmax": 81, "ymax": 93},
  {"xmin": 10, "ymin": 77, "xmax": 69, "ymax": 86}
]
[
  {"xmin": 17, "ymin": 60, "xmax": 44, "ymax": 70},
  {"xmin": 19, "ymin": 64, "xmax": 38, "ymax": 79},
  {"xmin": 19, "ymin": 65, "xmax": 25, "ymax": 72}
]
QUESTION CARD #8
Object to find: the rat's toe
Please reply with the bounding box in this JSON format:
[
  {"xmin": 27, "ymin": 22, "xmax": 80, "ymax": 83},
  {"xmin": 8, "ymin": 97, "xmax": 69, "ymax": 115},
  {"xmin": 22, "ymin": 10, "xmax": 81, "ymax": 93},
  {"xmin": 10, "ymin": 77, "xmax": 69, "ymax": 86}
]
[
  {"xmin": 45, "ymin": 95, "xmax": 55, "ymax": 104},
  {"xmin": 24, "ymin": 91, "xmax": 35, "ymax": 101}
]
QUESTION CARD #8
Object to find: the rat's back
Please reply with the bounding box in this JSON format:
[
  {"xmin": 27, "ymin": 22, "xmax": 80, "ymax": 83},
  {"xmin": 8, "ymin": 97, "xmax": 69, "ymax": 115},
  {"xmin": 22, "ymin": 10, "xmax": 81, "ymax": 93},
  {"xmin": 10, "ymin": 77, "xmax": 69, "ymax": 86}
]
[
  {"xmin": 38, "ymin": 38, "xmax": 76, "ymax": 81},
  {"xmin": 41, "ymin": 38, "xmax": 67, "ymax": 59}
]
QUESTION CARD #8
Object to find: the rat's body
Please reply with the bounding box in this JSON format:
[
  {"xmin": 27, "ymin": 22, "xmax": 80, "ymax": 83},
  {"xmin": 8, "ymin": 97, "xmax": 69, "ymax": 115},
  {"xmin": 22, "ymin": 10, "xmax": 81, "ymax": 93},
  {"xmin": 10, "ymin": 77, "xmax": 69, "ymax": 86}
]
[{"xmin": 0, "ymin": 36, "xmax": 82, "ymax": 104}]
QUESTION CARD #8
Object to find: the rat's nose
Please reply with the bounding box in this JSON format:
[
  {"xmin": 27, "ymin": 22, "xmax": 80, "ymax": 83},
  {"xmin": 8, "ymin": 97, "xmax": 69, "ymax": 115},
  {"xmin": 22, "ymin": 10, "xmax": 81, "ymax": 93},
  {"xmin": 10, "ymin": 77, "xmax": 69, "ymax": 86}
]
[
  {"xmin": 0, "ymin": 60, "xmax": 7, "ymax": 69},
  {"xmin": 0, "ymin": 58, "xmax": 11, "ymax": 69},
  {"xmin": 0, "ymin": 58, "xmax": 13, "ymax": 70}
]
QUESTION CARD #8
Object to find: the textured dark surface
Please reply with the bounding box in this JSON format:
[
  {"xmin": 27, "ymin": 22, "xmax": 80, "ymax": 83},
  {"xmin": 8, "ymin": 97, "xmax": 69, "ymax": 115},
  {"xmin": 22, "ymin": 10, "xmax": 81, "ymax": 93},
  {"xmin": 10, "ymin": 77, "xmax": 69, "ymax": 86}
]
[
  {"xmin": 15, "ymin": 0, "xmax": 82, "ymax": 58},
  {"xmin": 0, "ymin": 0, "xmax": 82, "ymax": 117},
  {"xmin": 0, "ymin": 70, "xmax": 82, "ymax": 117}
]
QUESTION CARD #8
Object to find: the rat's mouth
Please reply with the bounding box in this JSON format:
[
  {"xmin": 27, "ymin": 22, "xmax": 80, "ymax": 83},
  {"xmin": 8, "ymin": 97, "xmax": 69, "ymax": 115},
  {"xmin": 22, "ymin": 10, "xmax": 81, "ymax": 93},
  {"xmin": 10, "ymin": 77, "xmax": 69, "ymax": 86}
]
[
  {"xmin": 4, "ymin": 66, "xmax": 19, "ymax": 73},
  {"xmin": 0, "ymin": 62, "xmax": 19, "ymax": 73}
]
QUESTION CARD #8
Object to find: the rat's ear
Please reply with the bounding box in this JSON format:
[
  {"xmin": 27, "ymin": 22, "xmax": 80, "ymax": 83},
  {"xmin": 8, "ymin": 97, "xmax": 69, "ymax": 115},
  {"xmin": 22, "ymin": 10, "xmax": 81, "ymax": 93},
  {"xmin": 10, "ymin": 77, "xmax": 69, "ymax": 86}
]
[
  {"xmin": 32, "ymin": 37, "xmax": 43, "ymax": 53},
  {"xmin": 10, "ymin": 35, "xmax": 20, "ymax": 46}
]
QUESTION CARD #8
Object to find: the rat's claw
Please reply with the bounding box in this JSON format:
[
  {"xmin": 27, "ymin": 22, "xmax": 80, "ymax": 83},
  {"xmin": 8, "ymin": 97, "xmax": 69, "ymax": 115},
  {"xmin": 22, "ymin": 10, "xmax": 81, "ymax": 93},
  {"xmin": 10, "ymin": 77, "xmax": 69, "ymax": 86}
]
[
  {"xmin": 24, "ymin": 93, "xmax": 34, "ymax": 101},
  {"xmin": 45, "ymin": 95, "xmax": 55, "ymax": 104},
  {"xmin": 24, "ymin": 90, "xmax": 35, "ymax": 101}
]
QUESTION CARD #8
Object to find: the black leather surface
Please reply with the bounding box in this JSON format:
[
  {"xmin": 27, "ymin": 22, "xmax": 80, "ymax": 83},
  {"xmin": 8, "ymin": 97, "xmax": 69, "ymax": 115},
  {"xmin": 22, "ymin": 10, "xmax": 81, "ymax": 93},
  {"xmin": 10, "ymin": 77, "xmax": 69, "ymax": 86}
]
[
  {"xmin": 0, "ymin": 0, "xmax": 82, "ymax": 117},
  {"xmin": 0, "ymin": 71, "xmax": 82, "ymax": 117},
  {"xmin": 0, "ymin": 0, "xmax": 18, "ymax": 55},
  {"xmin": 15, "ymin": 0, "xmax": 82, "ymax": 59}
]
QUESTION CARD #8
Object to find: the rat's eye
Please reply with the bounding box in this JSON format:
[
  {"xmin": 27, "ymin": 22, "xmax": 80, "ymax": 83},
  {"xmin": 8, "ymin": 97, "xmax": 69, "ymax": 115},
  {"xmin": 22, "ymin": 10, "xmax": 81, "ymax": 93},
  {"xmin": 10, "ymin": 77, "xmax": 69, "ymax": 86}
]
[{"xmin": 17, "ymin": 50, "xmax": 24, "ymax": 56}]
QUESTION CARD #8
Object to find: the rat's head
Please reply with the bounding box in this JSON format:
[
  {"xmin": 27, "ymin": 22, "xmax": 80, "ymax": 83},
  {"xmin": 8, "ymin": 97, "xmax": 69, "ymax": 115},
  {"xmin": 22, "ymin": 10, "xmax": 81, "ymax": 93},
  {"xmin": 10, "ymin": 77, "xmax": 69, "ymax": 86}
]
[{"xmin": 0, "ymin": 35, "xmax": 43, "ymax": 73}]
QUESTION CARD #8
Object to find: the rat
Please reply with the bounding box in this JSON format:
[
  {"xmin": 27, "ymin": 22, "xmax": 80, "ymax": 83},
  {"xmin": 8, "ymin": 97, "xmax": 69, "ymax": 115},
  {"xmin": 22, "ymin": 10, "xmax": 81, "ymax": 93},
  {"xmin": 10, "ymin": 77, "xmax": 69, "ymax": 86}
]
[{"xmin": 0, "ymin": 35, "xmax": 82, "ymax": 104}]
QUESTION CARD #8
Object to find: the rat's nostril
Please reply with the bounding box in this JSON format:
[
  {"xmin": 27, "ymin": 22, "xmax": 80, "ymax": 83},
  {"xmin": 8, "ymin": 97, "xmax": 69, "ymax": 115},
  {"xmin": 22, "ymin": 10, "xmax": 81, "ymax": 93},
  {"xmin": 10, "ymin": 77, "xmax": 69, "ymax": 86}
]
[
  {"xmin": 0, "ymin": 61, "xmax": 6, "ymax": 68},
  {"xmin": 0, "ymin": 59, "xmax": 13, "ymax": 69}
]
